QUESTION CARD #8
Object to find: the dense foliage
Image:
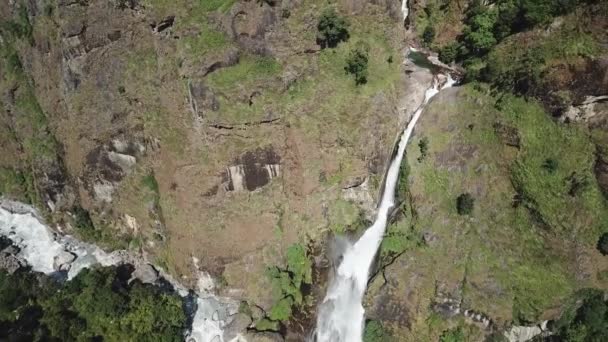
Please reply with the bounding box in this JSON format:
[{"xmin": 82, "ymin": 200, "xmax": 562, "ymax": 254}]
[
  {"xmin": 0, "ymin": 266, "xmax": 186, "ymax": 341},
  {"xmin": 316, "ymin": 8, "xmax": 350, "ymax": 48},
  {"xmin": 547, "ymin": 290, "xmax": 608, "ymax": 341},
  {"xmin": 456, "ymin": 193, "xmax": 475, "ymax": 215},
  {"xmin": 432, "ymin": 0, "xmax": 600, "ymax": 95},
  {"xmin": 257, "ymin": 243, "xmax": 313, "ymax": 331},
  {"xmin": 345, "ymin": 46, "xmax": 369, "ymax": 85}
]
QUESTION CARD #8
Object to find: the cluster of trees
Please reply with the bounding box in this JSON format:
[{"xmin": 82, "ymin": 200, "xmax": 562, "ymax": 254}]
[
  {"xmin": 436, "ymin": 0, "xmax": 597, "ymax": 93},
  {"xmin": 441, "ymin": 0, "xmax": 593, "ymax": 62},
  {"xmin": 0, "ymin": 266, "xmax": 186, "ymax": 341}
]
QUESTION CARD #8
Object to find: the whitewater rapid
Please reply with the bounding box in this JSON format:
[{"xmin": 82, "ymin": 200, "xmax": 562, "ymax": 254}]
[{"xmin": 314, "ymin": 74, "xmax": 455, "ymax": 342}]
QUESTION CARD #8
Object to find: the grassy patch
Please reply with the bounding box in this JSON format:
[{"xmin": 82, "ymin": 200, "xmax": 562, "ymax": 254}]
[
  {"xmin": 499, "ymin": 95, "xmax": 608, "ymax": 241},
  {"xmin": 207, "ymin": 55, "xmax": 282, "ymax": 91},
  {"xmin": 511, "ymin": 262, "xmax": 572, "ymax": 323},
  {"xmin": 0, "ymin": 168, "xmax": 31, "ymax": 202}
]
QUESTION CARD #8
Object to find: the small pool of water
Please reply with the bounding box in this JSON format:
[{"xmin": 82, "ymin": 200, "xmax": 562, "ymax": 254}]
[{"xmin": 408, "ymin": 50, "xmax": 439, "ymax": 73}]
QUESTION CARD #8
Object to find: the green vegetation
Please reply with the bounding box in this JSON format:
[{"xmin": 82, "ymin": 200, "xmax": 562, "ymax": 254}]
[
  {"xmin": 316, "ymin": 8, "xmax": 350, "ymax": 48},
  {"xmin": 345, "ymin": 45, "xmax": 369, "ymax": 85},
  {"xmin": 422, "ymin": 25, "xmax": 436, "ymax": 45},
  {"xmin": 0, "ymin": 266, "xmax": 186, "ymax": 341},
  {"xmin": 418, "ymin": 137, "xmax": 429, "ymax": 162},
  {"xmin": 598, "ymin": 233, "xmax": 608, "ymax": 256},
  {"xmin": 422, "ymin": 0, "xmax": 604, "ymax": 101},
  {"xmin": 456, "ymin": 193, "xmax": 474, "ymax": 216},
  {"xmin": 439, "ymin": 327, "xmax": 465, "ymax": 342},
  {"xmin": 0, "ymin": 168, "xmax": 34, "ymax": 203},
  {"xmin": 549, "ymin": 289, "xmax": 608, "ymax": 341},
  {"xmin": 363, "ymin": 319, "xmax": 389, "ymax": 342},
  {"xmin": 70, "ymin": 206, "xmax": 131, "ymax": 250},
  {"xmin": 439, "ymin": 43, "xmax": 459, "ymax": 64},
  {"xmin": 258, "ymin": 244, "xmax": 312, "ymax": 330},
  {"xmin": 542, "ymin": 158, "xmax": 559, "ymax": 174}
]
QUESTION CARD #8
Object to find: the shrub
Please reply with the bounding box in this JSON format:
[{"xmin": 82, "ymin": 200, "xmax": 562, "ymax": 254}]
[
  {"xmin": 456, "ymin": 193, "xmax": 475, "ymax": 215},
  {"xmin": 418, "ymin": 137, "xmax": 429, "ymax": 162},
  {"xmin": 542, "ymin": 158, "xmax": 559, "ymax": 173},
  {"xmin": 439, "ymin": 43, "xmax": 459, "ymax": 64},
  {"xmin": 363, "ymin": 319, "xmax": 387, "ymax": 342},
  {"xmin": 440, "ymin": 327, "xmax": 465, "ymax": 342},
  {"xmin": 423, "ymin": 25, "xmax": 436, "ymax": 45},
  {"xmin": 316, "ymin": 8, "xmax": 349, "ymax": 48},
  {"xmin": 598, "ymin": 233, "xmax": 608, "ymax": 256},
  {"xmin": 345, "ymin": 46, "xmax": 369, "ymax": 85},
  {"xmin": 262, "ymin": 244, "xmax": 313, "ymax": 327}
]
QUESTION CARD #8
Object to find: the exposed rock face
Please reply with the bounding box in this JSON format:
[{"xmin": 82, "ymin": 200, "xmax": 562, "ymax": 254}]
[
  {"xmin": 131, "ymin": 263, "xmax": 159, "ymax": 284},
  {"xmin": 0, "ymin": 243, "xmax": 24, "ymax": 274},
  {"xmin": 225, "ymin": 147, "xmax": 281, "ymax": 192}
]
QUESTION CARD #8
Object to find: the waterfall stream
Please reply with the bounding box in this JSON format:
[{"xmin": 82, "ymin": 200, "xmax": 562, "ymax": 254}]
[{"xmin": 313, "ymin": 73, "xmax": 455, "ymax": 341}]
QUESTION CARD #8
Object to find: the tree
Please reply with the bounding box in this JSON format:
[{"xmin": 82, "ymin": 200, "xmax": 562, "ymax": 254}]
[
  {"xmin": 463, "ymin": 8, "xmax": 498, "ymax": 54},
  {"xmin": 316, "ymin": 8, "xmax": 349, "ymax": 48},
  {"xmin": 456, "ymin": 193, "xmax": 475, "ymax": 215},
  {"xmin": 439, "ymin": 43, "xmax": 459, "ymax": 64},
  {"xmin": 520, "ymin": 0, "xmax": 556, "ymax": 27},
  {"xmin": 423, "ymin": 25, "xmax": 436, "ymax": 45},
  {"xmin": 598, "ymin": 233, "xmax": 608, "ymax": 256},
  {"xmin": 345, "ymin": 46, "xmax": 369, "ymax": 85}
]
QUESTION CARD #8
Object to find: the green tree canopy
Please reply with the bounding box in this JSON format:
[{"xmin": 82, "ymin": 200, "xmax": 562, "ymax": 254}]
[{"xmin": 316, "ymin": 8, "xmax": 350, "ymax": 48}]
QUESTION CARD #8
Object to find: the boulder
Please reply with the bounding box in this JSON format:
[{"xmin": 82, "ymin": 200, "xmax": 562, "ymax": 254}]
[
  {"xmin": 53, "ymin": 251, "xmax": 77, "ymax": 271},
  {"xmin": 132, "ymin": 263, "xmax": 159, "ymax": 284}
]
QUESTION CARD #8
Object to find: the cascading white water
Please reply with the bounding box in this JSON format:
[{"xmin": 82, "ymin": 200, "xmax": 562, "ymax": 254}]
[
  {"xmin": 401, "ymin": 0, "xmax": 409, "ymax": 25},
  {"xmin": 314, "ymin": 74, "xmax": 455, "ymax": 342}
]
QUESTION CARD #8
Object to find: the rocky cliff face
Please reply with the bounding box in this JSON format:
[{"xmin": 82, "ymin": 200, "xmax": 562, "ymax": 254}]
[{"xmin": 0, "ymin": 0, "xmax": 415, "ymax": 318}]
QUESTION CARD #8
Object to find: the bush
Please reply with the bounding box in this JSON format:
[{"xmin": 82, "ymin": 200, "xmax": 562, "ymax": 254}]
[
  {"xmin": 598, "ymin": 233, "xmax": 608, "ymax": 256},
  {"xmin": 262, "ymin": 244, "xmax": 313, "ymax": 328},
  {"xmin": 456, "ymin": 193, "xmax": 475, "ymax": 215},
  {"xmin": 316, "ymin": 8, "xmax": 349, "ymax": 48},
  {"xmin": 363, "ymin": 319, "xmax": 387, "ymax": 342},
  {"xmin": 418, "ymin": 137, "xmax": 429, "ymax": 162},
  {"xmin": 423, "ymin": 25, "xmax": 436, "ymax": 45},
  {"xmin": 440, "ymin": 327, "xmax": 465, "ymax": 342},
  {"xmin": 345, "ymin": 46, "xmax": 369, "ymax": 85},
  {"xmin": 439, "ymin": 43, "xmax": 459, "ymax": 64},
  {"xmin": 542, "ymin": 158, "xmax": 559, "ymax": 173}
]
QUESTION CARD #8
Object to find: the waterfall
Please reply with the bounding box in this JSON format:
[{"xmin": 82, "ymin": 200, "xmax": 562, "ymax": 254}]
[
  {"xmin": 401, "ymin": 0, "xmax": 409, "ymax": 25},
  {"xmin": 313, "ymin": 75, "xmax": 456, "ymax": 342}
]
